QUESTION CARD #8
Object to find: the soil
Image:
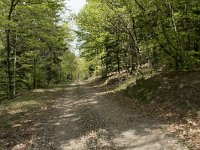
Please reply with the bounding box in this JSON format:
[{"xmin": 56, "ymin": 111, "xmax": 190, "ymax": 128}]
[{"xmin": 1, "ymin": 82, "xmax": 189, "ymax": 150}]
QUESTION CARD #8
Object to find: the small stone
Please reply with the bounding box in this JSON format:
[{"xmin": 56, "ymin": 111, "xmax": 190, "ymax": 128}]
[
  {"xmin": 179, "ymin": 84, "xmax": 184, "ymax": 89},
  {"xmin": 12, "ymin": 143, "xmax": 27, "ymax": 150}
]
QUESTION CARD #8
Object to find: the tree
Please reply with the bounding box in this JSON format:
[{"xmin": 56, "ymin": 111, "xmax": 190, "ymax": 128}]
[
  {"xmin": 76, "ymin": 0, "xmax": 200, "ymax": 78},
  {"xmin": 0, "ymin": 0, "xmax": 72, "ymax": 99}
]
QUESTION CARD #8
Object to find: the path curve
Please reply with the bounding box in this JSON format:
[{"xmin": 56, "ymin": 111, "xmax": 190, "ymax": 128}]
[{"xmin": 30, "ymin": 82, "xmax": 188, "ymax": 150}]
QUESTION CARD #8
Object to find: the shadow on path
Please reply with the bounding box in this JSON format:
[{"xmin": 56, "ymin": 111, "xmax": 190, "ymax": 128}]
[{"xmin": 0, "ymin": 81, "xmax": 190, "ymax": 150}]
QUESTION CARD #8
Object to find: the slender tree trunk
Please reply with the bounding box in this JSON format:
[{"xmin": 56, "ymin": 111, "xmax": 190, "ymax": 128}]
[
  {"xmin": 129, "ymin": 42, "xmax": 134, "ymax": 74},
  {"xmin": 6, "ymin": 1, "xmax": 13, "ymax": 97},
  {"xmin": 105, "ymin": 51, "xmax": 109, "ymax": 78},
  {"xmin": 33, "ymin": 59, "xmax": 36, "ymax": 89},
  {"xmin": 6, "ymin": 0, "xmax": 19, "ymax": 98},
  {"xmin": 131, "ymin": 17, "xmax": 141, "ymax": 68},
  {"xmin": 124, "ymin": 50, "xmax": 131, "ymax": 74},
  {"xmin": 169, "ymin": 3, "xmax": 183, "ymax": 69},
  {"xmin": 169, "ymin": 4, "xmax": 177, "ymax": 33},
  {"xmin": 152, "ymin": 50, "xmax": 158, "ymax": 69},
  {"xmin": 59, "ymin": 64, "xmax": 62, "ymax": 81},
  {"xmin": 174, "ymin": 56, "xmax": 179, "ymax": 71},
  {"xmin": 13, "ymin": 35, "xmax": 17, "ymax": 96},
  {"xmin": 6, "ymin": 29, "xmax": 12, "ymax": 98},
  {"xmin": 116, "ymin": 50, "xmax": 120, "ymax": 74},
  {"xmin": 100, "ymin": 55, "xmax": 104, "ymax": 77}
]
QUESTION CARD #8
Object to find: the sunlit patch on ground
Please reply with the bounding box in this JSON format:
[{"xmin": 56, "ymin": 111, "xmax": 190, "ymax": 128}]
[
  {"xmin": 0, "ymin": 84, "xmax": 68, "ymax": 149},
  {"xmin": 61, "ymin": 130, "xmax": 114, "ymax": 150},
  {"xmin": 0, "ymin": 73, "xmax": 199, "ymax": 149},
  {"xmin": 32, "ymin": 88, "xmax": 66, "ymax": 93}
]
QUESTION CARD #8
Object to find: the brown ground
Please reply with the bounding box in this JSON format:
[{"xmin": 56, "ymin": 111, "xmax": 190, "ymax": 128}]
[{"xmin": 0, "ymin": 81, "xmax": 191, "ymax": 150}]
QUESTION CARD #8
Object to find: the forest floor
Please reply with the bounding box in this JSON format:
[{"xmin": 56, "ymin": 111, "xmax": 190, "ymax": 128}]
[{"xmin": 0, "ymin": 72, "xmax": 200, "ymax": 150}]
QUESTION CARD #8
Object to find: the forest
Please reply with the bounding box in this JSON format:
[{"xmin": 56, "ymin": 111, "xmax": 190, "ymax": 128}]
[
  {"xmin": 0, "ymin": 0, "xmax": 200, "ymax": 99},
  {"xmin": 0, "ymin": 0, "xmax": 200, "ymax": 149},
  {"xmin": 76, "ymin": 0, "xmax": 200, "ymax": 77},
  {"xmin": 0, "ymin": 0, "xmax": 88, "ymax": 99}
]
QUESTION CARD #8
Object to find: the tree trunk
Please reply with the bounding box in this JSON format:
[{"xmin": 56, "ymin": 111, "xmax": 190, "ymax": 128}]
[
  {"xmin": 6, "ymin": 0, "xmax": 19, "ymax": 98},
  {"xmin": 116, "ymin": 50, "xmax": 120, "ymax": 74},
  {"xmin": 6, "ymin": 29, "xmax": 13, "ymax": 98},
  {"xmin": 105, "ymin": 51, "xmax": 109, "ymax": 78},
  {"xmin": 131, "ymin": 17, "xmax": 141, "ymax": 68},
  {"xmin": 152, "ymin": 50, "xmax": 158, "ymax": 69},
  {"xmin": 100, "ymin": 55, "xmax": 104, "ymax": 77},
  {"xmin": 13, "ymin": 35, "xmax": 17, "ymax": 96},
  {"xmin": 33, "ymin": 59, "xmax": 36, "ymax": 89}
]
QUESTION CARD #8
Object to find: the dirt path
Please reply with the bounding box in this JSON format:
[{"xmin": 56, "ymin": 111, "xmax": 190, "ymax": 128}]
[{"xmin": 26, "ymin": 82, "xmax": 188, "ymax": 150}]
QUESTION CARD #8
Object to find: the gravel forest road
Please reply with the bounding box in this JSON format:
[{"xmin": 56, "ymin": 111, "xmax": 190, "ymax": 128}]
[{"xmin": 30, "ymin": 82, "xmax": 188, "ymax": 150}]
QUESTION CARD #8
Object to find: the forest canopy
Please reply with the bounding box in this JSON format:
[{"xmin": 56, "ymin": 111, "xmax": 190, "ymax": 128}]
[
  {"xmin": 0, "ymin": 0, "xmax": 79, "ymax": 99},
  {"xmin": 1, "ymin": 0, "xmax": 200, "ymax": 99},
  {"xmin": 76, "ymin": 0, "xmax": 200, "ymax": 77}
]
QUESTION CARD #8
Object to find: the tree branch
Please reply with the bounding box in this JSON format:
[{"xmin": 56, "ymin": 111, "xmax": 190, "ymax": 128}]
[{"xmin": 134, "ymin": 0, "xmax": 145, "ymax": 11}]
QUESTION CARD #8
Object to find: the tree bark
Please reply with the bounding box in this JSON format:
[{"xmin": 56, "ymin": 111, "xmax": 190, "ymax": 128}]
[
  {"xmin": 6, "ymin": 1, "xmax": 14, "ymax": 98},
  {"xmin": 116, "ymin": 49, "xmax": 120, "ymax": 74},
  {"xmin": 6, "ymin": 0, "xmax": 21, "ymax": 98},
  {"xmin": 13, "ymin": 33, "xmax": 17, "ymax": 96},
  {"xmin": 33, "ymin": 59, "xmax": 36, "ymax": 89}
]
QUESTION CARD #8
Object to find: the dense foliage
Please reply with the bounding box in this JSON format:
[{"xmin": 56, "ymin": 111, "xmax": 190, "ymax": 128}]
[
  {"xmin": 0, "ymin": 0, "xmax": 74, "ymax": 99},
  {"xmin": 76, "ymin": 0, "xmax": 200, "ymax": 77},
  {"xmin": 1, "ymin": 0, "xmax": 200, "ymax": 99}
]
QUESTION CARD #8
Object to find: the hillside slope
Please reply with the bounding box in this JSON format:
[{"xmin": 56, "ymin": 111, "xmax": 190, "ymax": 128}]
[{"xmin": 115, "ymin": 71, "xmax": 200, "ymax": 150}]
